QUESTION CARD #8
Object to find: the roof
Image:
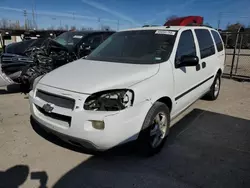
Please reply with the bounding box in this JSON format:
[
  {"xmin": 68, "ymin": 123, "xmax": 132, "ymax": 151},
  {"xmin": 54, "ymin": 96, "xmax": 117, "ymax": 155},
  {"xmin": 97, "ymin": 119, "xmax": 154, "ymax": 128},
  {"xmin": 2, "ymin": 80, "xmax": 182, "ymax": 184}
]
[
  {"xmin": 121, "ymin": 26, "xmax": 183, "ymax": 32},
  {"xmin": 120, "ymin": 25, "xmax": 215, "ymax": 32}
]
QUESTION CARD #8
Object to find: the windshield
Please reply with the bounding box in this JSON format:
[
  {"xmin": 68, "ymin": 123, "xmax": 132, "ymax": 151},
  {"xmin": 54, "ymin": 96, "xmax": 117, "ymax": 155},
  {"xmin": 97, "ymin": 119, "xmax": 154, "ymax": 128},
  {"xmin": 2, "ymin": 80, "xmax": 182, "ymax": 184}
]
[
  {"xmin": 86, "ymin": 30, "xmax": 176, "ymax": 64},
  {"xmin": 54, "ymin": 32, "xmax": 86, "ymax": 47}
]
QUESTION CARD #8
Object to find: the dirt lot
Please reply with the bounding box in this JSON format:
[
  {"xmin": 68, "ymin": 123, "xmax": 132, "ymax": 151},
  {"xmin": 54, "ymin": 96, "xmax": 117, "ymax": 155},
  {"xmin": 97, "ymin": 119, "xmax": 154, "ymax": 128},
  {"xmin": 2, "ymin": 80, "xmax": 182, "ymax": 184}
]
[{"xmin": 1, "ymin": 79, "xmax": 250, "ymax": 188}]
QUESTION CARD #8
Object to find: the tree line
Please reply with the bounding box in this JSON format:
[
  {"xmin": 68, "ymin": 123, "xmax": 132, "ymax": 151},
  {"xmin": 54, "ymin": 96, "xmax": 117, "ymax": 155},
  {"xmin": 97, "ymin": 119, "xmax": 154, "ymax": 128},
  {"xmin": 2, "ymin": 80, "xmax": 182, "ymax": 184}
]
[
  {"xmin": 221, "ymin": 23, "xmax": 250, "ymax": 49},
  {"xmin": 0, "ymin": 18, "xmax": 112, "ymax": 31}
]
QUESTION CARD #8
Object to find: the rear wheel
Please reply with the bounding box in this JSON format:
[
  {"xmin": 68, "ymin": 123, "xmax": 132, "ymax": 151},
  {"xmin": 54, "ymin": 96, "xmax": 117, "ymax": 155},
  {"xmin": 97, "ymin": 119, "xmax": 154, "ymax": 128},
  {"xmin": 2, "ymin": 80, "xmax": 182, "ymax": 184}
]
[
  {"xmin": 205, "ymin": 74, "xmax": 221, "ymax": 100},
  {"xmin": 137, "ymin": 102, "xmax": 170, "ymax": 157}
]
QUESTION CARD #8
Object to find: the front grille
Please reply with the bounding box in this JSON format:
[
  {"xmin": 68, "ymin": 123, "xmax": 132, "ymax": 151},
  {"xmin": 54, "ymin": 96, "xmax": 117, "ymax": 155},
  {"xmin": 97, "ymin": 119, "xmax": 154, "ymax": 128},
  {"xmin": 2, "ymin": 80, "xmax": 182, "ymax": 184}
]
[
  {"xmin": 36, "ymin": 105, "xmax": 71, "ymax": 126},
  {"xmin": 2, "ymin": 57, "xmax": 13, "ymax": 62},
  {"xmin": 36, "ymin": 90, "xmax": 75, "ymax": 110}
]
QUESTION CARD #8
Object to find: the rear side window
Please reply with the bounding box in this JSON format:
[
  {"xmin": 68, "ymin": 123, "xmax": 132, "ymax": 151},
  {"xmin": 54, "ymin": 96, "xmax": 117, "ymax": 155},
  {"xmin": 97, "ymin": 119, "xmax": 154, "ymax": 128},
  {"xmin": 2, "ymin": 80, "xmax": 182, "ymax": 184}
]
[
  {"xmin": 211, "ymin": 30, "xmax": 224, "ymax": 52},
  {"xmin": 195, "ymin": 29, "xmax": 215, "ymax": 59},
  {"xmin": 175, "ymin": 30, "xmax": 196, "ymax": 63}
]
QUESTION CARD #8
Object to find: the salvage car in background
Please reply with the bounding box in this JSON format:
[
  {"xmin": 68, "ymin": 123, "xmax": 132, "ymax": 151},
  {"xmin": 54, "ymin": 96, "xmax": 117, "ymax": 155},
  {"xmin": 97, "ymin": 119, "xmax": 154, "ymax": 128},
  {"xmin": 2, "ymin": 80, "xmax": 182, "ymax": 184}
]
[{"xmin": 0, "ymin": 30, "xmax": 115, "ymax": 92}]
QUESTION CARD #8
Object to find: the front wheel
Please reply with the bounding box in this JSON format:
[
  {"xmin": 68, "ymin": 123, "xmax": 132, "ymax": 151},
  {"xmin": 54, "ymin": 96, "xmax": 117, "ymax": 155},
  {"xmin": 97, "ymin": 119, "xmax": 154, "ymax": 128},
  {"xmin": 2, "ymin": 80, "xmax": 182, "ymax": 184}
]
[{"xmin": 137, "ymin": 102, "xmax": 170, "ymax": 157}]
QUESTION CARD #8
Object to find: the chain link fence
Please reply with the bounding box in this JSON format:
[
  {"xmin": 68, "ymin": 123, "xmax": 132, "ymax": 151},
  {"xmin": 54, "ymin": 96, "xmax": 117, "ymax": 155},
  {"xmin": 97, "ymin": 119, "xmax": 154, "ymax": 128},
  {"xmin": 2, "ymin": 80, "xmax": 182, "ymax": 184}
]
[{"xmin": 220, "ymin": 31, "xmax": 250, "ymax": 79}]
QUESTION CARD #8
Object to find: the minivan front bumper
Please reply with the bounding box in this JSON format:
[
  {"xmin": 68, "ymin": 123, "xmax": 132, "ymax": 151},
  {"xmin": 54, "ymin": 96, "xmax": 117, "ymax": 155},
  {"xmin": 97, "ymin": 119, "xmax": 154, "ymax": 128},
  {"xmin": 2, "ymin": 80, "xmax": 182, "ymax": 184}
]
[{"xmin": 29, "ymin": 84, "xmax": 151, "ymax": 150}]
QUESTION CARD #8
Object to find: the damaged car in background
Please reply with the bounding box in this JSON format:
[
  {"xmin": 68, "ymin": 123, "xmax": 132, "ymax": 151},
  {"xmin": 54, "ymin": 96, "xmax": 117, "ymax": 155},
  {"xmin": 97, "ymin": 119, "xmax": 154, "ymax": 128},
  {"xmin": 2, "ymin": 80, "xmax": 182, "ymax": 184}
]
[{"xmin": 0, "ymin": 30, "xmax": 115, "ymax": 92}]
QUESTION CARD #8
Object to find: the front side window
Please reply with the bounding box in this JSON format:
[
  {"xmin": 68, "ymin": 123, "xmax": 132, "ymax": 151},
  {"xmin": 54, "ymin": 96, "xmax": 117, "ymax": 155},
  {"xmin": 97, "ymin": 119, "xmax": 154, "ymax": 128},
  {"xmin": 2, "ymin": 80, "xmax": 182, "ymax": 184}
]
[
  {"xmin": 195, "ymin": 29, "xmax": 215, "ymax": 59},
  {"xmin": 54, "ymin": 32, "xmax": 86, "ymax": 47},
  {"xmin": 175, "ymin": 30, "xmax": 196, "ymax": 65},
  {"xmin": 83, "ymin": 34, "xmax": 103, "ymax": 49},
  {"xmin": 211, "ymin": 30, "xmax": 224, "ymax": 52},
  {"xmin": 86, "ymin": 30, "xmax": 177, "ymax": 64}
]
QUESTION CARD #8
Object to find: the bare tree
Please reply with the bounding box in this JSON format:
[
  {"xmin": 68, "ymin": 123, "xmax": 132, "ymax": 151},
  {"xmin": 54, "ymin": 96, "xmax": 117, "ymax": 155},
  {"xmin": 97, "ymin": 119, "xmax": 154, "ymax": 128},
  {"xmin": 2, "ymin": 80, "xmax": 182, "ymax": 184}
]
[
  {"xmin": 226, "ymin": 22, "xmax": 244, "ymax": 31},
  {"xmin": 86, "ymin": 27, "xmax": 93, "ymax": 31},
  {"xmin": 26, "ymin": 19, "xmax": 34, "ymax": 29},
  {"xmin": 47, "ymin": 25, "xmax": 55, "ymax": 30},
  {"xmin": 0, "ymin": 18, "xmax": 9, "ymax": 29},
  {"xmin": 80, "ymin": 26, "xmax": 86, "ymax": 31},
  {"xmin": 57, "ymin": 26, "xmax": 64, "ymax": 30},
  {"xmin": 64, "ymin": 24, "xmax": 69, "ymax": 31}
]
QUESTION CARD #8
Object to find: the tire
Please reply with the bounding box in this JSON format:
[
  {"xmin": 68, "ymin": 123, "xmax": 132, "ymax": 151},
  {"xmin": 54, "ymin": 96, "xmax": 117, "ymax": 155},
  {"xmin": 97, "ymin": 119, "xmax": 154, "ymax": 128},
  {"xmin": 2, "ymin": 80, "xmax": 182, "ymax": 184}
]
[
  {"xmin": 137, "ymin": 102, "xmax": 170, "ymax": 157},
  {"xmin": 205, "ymin": 74, "xmax": 221, "ymax": 101}
]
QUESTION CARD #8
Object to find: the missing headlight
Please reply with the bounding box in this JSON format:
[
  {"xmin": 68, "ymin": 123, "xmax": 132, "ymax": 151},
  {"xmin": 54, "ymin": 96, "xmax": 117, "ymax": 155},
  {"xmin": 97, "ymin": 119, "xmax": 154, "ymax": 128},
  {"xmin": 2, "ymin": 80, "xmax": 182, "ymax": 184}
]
[{"xmin": 84, "ymin": 89, "xmax": 134, "ymax": 111}]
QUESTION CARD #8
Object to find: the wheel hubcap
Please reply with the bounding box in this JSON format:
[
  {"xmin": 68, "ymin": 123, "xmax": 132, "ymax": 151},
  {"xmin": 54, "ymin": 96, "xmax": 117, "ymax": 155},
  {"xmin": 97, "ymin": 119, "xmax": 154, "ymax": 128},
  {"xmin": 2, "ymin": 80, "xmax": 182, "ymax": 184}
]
[
  {"xmin": 150, "ymin": 112, "xmax": 168, "ymax": 148},
  {"xmin": 214, "ymin": 78, "xmax": 220, "ymax": 97}
]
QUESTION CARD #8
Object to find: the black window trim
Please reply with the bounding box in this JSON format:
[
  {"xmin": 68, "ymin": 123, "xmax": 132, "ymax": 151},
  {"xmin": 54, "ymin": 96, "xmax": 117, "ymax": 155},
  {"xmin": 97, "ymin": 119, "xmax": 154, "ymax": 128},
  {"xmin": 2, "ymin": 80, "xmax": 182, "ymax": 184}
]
[
  {"xmin": 194, "ymin": 28, "xmax": 216, "ymax": 59},
  {"xmin": 174, "ymin": 29, "xmax": 197, "ymax": 68},
  {"xmin": 211, "ymin": 30, "xmax": 224, "ymax": 52}
]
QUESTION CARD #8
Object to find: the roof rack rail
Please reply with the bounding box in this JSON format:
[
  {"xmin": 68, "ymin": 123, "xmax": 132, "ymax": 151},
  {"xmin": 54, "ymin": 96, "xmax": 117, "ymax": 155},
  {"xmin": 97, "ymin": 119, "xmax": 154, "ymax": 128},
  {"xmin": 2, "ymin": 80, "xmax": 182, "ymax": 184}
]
[
  {"xmin": 187, "ymin": 23, "xmax": 213, "ymax": 28},
  {"xmin": 142, "ymin": 24, "xmax": 160, "ymax": 27}
]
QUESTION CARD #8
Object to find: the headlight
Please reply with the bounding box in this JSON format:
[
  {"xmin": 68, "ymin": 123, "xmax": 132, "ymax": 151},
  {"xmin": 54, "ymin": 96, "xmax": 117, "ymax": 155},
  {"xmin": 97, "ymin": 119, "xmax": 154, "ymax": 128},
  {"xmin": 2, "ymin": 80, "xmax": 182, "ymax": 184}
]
[
  {"xmin": 32, "ymin": 75, "xmax": 43, "ymax": 90},
  {"xmin": 84, "ymin": 89, "xmax": 134, "ymax": 111}
]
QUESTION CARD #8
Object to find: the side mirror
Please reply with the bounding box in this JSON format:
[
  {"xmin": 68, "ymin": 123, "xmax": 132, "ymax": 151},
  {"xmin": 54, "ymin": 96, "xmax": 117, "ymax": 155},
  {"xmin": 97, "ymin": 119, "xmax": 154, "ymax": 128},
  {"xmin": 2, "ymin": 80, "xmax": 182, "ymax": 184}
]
[
  {"xmin": 177, "ymin": 55, "xmax": 199, "ymax": 67},
  {"xmin": 80, "ymin": 43, "xmax": 91, "ymax": 50}
]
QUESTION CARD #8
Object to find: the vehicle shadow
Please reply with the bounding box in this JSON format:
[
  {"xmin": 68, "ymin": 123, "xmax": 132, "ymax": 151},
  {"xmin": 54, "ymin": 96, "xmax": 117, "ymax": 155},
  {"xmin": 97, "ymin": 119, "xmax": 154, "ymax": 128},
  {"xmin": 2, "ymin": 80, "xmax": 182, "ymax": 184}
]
[
  {"xmin": 44, "ymin": 109, "xmax": 250, "ymax": 188},
  {"xmin": 0, "ymin": 84, "xmax": 21, "ymax": 94},
  {"xmin": 0, "ymin": 165, "xmax": 48, "ymax": 188}
]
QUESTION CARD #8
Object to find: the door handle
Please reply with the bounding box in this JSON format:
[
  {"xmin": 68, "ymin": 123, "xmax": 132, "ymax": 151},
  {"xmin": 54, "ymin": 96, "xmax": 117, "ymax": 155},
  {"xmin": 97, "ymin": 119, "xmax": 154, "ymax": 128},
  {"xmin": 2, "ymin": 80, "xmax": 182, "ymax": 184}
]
[
  {"xmin": 202, "ymin": 62, "xmax": 206, "ymax": 68},
  {"xmin": 196, "ymin": 64, "xmax": 201, "ymax": 71}
]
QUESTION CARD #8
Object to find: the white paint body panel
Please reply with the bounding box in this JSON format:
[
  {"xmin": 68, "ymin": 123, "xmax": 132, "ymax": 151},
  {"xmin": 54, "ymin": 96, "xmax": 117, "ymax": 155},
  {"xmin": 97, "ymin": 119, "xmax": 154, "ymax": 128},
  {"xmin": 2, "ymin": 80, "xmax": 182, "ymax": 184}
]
[
  {"xmin": 40, "ymin": 59, "xmax": 160, "ymax": 94},
  {"xmin": 29, "ymin": 26, "xmax": 225, "ymax": 150}
]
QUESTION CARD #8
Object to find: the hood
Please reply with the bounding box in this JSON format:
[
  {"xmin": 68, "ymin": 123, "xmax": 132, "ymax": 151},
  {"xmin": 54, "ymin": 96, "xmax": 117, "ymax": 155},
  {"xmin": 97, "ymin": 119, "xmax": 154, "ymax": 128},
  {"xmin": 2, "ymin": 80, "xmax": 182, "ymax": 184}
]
[
  {"xmin": 39, "ymin": 59, "xmax": 159, "ymax": 94},
  {"xmin": 5, "ymin": 38, "xmax": 48, "ymax": 55}
]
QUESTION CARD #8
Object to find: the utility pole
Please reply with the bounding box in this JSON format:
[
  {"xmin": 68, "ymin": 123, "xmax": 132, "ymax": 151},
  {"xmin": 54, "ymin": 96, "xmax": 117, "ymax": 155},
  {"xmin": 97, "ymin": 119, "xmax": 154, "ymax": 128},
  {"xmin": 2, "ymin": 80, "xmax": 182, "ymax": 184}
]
[
  {"xmin": 23, "ymin": 10, "xmax": 27, "ymax": 30},
  {"xmin": 32, "ymin": 0, "xmax": 36, "ymax": 29},
  {"xmin": 217, "ymin": 12, "xmax": 222, "ymax": 30}
]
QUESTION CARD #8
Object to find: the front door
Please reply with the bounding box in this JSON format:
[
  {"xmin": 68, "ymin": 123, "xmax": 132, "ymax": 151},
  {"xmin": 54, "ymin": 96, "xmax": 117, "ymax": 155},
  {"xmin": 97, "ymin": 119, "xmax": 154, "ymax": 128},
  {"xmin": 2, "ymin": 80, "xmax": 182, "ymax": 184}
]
[{"xmin": 171, "ymin": 29, "xmax": 204, "ymax": 117}]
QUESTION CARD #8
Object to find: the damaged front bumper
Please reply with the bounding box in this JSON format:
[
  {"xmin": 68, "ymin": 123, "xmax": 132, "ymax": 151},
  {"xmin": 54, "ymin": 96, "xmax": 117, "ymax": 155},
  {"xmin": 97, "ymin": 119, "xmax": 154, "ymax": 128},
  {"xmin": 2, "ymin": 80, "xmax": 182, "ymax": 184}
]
[{"xmin": 29, "ymin": 84, "xmax": 151, "ymax": 150}]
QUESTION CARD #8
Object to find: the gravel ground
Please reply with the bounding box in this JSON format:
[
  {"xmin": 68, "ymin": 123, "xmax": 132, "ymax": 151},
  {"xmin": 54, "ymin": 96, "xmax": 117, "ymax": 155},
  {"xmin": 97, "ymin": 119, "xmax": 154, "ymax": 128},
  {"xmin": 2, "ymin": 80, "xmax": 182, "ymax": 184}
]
[{"xmin": 0, "ymin": 78, "xmax": 250, "ymax": 188}]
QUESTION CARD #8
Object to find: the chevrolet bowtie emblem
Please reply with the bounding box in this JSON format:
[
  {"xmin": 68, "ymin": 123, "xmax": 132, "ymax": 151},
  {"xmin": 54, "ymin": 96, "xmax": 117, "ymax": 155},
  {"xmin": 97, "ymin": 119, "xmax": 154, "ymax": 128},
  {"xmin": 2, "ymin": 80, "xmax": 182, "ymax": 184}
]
[{"xmin": 42, "ymin": 103, "xmax": 54, "ymax": 113}]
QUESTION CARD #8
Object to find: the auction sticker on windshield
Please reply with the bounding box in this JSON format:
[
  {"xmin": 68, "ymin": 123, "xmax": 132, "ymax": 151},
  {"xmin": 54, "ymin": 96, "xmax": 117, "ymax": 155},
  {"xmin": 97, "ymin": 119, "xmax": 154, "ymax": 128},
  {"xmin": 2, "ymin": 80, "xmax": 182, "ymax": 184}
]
[
  {"xmin": 73, "ymin": 35, "xmax": 83, "ymax": 39},
  {"xmin": 155, "ymin": 30, "xmax": 176, "ymax": 35}
]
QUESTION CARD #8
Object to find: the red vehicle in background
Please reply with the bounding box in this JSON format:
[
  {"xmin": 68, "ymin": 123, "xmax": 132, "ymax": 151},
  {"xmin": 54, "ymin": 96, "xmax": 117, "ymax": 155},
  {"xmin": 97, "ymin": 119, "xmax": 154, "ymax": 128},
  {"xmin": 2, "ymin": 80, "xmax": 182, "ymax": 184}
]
[{"xmin": 164, "ymin": 16, "xmax": 203, "ymax": 26}]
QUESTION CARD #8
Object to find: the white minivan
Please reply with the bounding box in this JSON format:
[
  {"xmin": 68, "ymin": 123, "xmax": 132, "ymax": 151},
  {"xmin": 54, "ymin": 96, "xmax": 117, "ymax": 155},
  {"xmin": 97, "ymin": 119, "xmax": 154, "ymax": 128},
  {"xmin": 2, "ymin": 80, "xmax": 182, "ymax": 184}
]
[{"xmin": 29, "ymin": 26, "xmax": 225, "ymax": 155}]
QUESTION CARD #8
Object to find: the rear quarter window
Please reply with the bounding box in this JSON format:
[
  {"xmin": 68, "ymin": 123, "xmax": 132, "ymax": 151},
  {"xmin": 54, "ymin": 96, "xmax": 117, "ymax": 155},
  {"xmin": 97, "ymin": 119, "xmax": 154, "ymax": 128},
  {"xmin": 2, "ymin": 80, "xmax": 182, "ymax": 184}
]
[
  {"xmin": 195, "ymin": 29, "xmax": 215, "ymax": 59},
  {"xmin": 211, "ymin": 30, "xmax": 224, "ymax": 52}
]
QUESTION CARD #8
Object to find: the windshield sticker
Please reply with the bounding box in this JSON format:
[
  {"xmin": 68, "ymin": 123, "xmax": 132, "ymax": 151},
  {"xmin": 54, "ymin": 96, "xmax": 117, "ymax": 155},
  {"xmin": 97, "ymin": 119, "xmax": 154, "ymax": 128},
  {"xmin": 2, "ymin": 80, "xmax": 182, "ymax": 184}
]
[
  {"xmin": 73, "ymin": 35, "xmax": 83, "ymax": 39},
  {"xmin": 155, "ymin": 30, "xmax": 176, "ymax": 35},
  {"xmin": 155, "ymin": 57, "xmax": 162, "ymax": 61}
]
